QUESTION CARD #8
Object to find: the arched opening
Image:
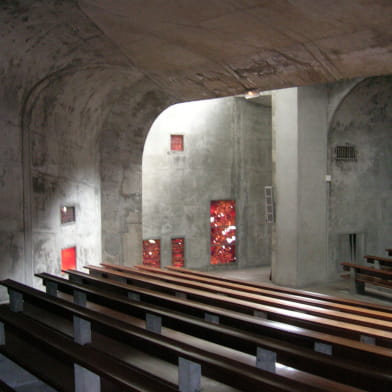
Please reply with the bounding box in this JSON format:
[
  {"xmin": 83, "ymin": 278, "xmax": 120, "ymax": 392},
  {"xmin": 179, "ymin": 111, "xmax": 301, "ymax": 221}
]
[{"xmin": 142, "ymin": 95, "xmax": 273, "ymax": 271}]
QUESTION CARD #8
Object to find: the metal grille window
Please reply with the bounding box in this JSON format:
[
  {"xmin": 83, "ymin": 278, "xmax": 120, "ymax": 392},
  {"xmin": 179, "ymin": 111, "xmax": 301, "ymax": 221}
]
[{"xmin": 335, "ymin": 145, "xmax": 356, "ymax": 161}]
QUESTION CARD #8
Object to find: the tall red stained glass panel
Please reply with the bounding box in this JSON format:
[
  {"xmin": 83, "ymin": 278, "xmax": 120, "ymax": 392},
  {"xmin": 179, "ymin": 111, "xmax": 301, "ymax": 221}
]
[
  {"xmin": 143, "ymin": 239, "xmax": 161, "ymax": 267},
  {"xmin": 172, "ymin": 238, "xmax": 185, "ymax": 267},
  {"xmin": 61, "ymin": 246, "xmax": 76, "ymax": 271},
  {"xmin": 210, "ymin": 200, "xmax": 236, "ymax": 264}
]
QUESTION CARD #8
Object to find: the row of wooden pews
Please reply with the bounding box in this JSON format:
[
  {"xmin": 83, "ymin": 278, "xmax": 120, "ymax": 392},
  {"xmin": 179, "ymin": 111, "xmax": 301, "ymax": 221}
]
[
  {"xmin": 341, "ymin": 249, "xmax": 392, "ymax": 295},
  {"xmin": 0, "ymin": 262, "xmax": 391, "ymax": 391}
]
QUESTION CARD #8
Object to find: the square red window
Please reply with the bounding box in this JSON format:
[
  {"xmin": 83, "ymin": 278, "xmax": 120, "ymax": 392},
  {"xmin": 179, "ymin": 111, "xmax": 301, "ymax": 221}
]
[
  {"xmin": 170, "ymin": 135, "xmax": 184, "ymax": 151},
  {"xmin": 143, "ymin": 239, "xmax": 161, "ymax": 267},
  {"xmin": 61, "ymin": 246, "xmax": 76, "ymax": 271}
]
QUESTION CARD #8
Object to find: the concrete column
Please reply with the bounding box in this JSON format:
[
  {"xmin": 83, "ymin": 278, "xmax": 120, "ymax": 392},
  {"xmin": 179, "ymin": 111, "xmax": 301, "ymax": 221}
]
[
  {"xmin": 74, "ymin": 364, "xmax": 100, "ymax": 392},
  {"xmin": 178, "ymin": 357, "xmax": 201, "ymax": 392},
  {"xmin": 273, "ymin": 85, "xmax": 328, "ymax": 287}
]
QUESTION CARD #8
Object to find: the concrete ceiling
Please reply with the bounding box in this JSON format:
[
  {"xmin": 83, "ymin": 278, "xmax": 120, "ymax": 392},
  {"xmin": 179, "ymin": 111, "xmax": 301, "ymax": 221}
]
[{"xmin": 79, "ymin": 0, "xmax": 392, "ymax": 100}]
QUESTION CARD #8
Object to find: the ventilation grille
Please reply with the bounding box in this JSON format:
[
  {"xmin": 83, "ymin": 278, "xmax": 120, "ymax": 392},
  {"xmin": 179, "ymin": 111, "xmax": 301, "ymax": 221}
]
[
  {"xmin": 264, "ymin": 186, "xmax": 275, "ymax": 224},
  {"xmin": 335, "ymin": 145, "xmax": 356, "ymax": 161}
]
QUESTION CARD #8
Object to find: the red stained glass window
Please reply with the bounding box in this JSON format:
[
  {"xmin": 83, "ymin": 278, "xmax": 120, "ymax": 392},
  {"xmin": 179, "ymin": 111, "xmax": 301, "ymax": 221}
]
[
  {"xmin": 143, "ymin": 239, "xmax": 161, "ymax": 267},
  {"xmin": 61, "ymin": 246, "xmax": 76, "ymax": 271},
  {"xmin": 170, "ymin": 135, "xmax": 184, "ymax": 151},
  {"xmin": 172, "ymin": 238, "xmax": 185, "ymax": 267},
  {"xmin": 210, "ymin": 200, "xmax": 236, "ymax": 264}
]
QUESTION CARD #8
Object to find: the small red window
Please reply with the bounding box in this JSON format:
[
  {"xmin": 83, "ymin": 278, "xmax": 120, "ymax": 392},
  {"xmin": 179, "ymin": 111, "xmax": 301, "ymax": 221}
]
[
  {"xmin": 170, "ymin": 135, "xmax": 184, "ymax": 151},
  {"xmin": 61, "ymin": 246, "xmax": 76, "ymax": 271},
  {"xmin": 143, "ymin": 239, "xmax": 161, "ymax": 267},
  {"xmin": 172, "ymin": 238, "xmax": 185, "ymax": 267}
]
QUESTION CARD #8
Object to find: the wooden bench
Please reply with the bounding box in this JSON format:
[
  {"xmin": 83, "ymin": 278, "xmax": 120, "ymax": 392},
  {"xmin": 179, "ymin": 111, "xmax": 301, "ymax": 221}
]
[
  {"xmin": 128, "ymin": 263, "xmax": 392, "ymax": 322},
  {"xmin": 2, "ymin": 279, "xmax": 346, "ymax": 392},
  {"xmin": 35, "ymin": 272, "xmax": 392, "ymax": 391},
  {"xmin": 52, "ymin": 270, "xmax": 392, "ymax": 367},
  {"xmin": 364, "ymin": 255, "xmax": 392, "ymax": 268},
  {"xmin": 165, "ymin": 265, "xmax": 392, "ymax": 312},
  {"xmin": 341, "ymin": 262, "xmax": 392, "ymax": 294},
  {"xmin": 118, "ymin": 264, "xmax": 392, "ymax": 330},
  {"xmin": 83, "ymin": 265, "xmax": 392, "ymax": 347},
  {"xmin": 0, "ymin": 302, "xmax": 178, "ymax": 392}
]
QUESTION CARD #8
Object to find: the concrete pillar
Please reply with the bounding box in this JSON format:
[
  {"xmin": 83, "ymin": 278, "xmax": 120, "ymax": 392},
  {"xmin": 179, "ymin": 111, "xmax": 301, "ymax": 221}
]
[
  {"xmin": 73, "ymin": 316, "xmax": 92, "ymax": 345},
  {"xmin": 74, "ymin": 364, "xmax": 101, "ymax": 392},
  {"xmin": 9, "ymin": 290, "xmax": 23, "ymax": 312},
  {"xmin": 273, "ymin": 85, "xmax": 328, "ymax": 287},
  {"xmin": 256, "ymin": 347, "xmax": 276, "ymax": 372},
  {"xmin": 178, "ymin": 357, "xmax": 201, "ymax": 392}
]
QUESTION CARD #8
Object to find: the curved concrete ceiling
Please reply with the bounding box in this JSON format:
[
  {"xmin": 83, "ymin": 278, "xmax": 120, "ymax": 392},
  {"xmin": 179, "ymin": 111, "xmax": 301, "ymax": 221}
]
[{"xmin": 79, "ymin": 0, "xmax": 392, "ymax": 100}]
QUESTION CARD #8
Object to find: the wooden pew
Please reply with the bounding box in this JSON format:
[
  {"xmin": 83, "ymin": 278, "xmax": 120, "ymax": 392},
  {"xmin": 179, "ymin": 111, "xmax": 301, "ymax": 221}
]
[
  {"xmin": 364, "ymin": 255, "xmax": 392, "ymax": 268},
  {"xmin": 2, "ymin": 279, "xmax": 346, "ymax": 392},
  {"xmin": 128, "ymin": 263, "xmax": 392, "ymax": 322},
  {"xmin": 35, "ymin": 272, "xmax": 392, "ymax": 391},
  {"xmin": 0, "ymin": 303, "xmax": 178, "ymax": 392},
  {"xmin": 165, "ymin": 265, "xmax": 392, "ymax": 312},
  {"xmin": 83, "ymin": 265, "xmax": 392, "ymax": 347},
  {"xmin": 341, "ymin": 262, "xmax": 392, "ymax": 293},
  {"xmin": 52, "ymin": 270, "xmax": 392, "ymax": 368},
  {"xmin": 111, "ymin": 264, "xmax": 392, "ymax": 330}
]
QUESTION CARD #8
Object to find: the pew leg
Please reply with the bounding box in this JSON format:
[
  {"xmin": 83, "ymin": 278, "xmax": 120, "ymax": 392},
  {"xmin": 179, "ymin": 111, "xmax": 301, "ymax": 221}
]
[
  {"xmin": 355, "ymin": 279, "xmax": 365, "ymax": 294},
  {"xmin": 74, "ymin": 364, "xmax": 101, "ymax": 392}
]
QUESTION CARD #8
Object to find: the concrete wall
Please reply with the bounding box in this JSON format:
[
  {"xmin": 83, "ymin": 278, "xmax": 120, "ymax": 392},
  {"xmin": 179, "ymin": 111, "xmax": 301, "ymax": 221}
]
[
  {"xmin": 328, "ymin": 75, "xmax": 392, "ymax": 271},
  {"xmin": 0, "ymin": 1, "xmax": 172, "ymax": 301},
  {"xmin": 142, "ymin": 96, "xmax": 272, "ymax": 270}
]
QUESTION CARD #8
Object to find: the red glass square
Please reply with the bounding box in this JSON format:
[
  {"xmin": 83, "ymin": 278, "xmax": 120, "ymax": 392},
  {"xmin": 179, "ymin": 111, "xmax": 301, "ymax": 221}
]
[
  {"xmin": 143, "ymin": 239, "xmax": 160, "ymax": 267},
  {"xmin": 172, "ymin": 238, "xmax": 185, "ymax": 267},
  {"xmin": 171, "ymin": 135, "xmax": 184, "ymax": 151},
  {"xmin": 61, "ymin": 247, "xmax": 76, "ymax": 271}
]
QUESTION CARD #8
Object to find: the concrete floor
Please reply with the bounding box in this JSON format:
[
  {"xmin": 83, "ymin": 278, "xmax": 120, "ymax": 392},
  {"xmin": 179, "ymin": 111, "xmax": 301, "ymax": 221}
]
[{"xmin": 210, "ymin": 266, "xmax": 392, "ymax": 307}]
